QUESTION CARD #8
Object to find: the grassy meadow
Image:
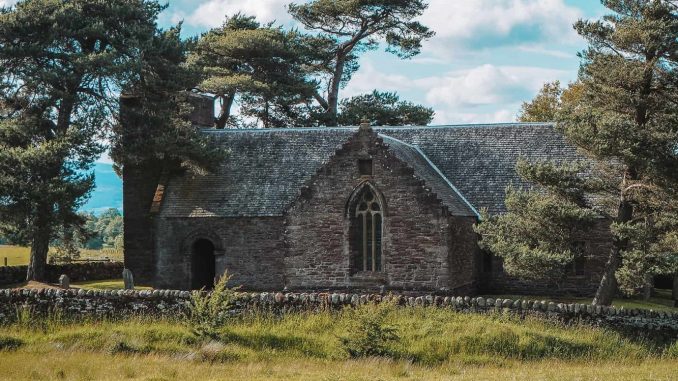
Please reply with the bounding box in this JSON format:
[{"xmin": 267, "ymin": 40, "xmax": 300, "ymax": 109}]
[
  {"xmin": 0, "ymin": 307, "xmax": 677, "ymax": 380},
  {"xmin": 0, "ymin": 245, "xmax": 122, "ymax": 266}
]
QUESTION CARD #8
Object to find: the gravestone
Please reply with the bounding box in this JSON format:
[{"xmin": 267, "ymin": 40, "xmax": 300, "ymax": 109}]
[
  {"xmin": 58, "ymin": 274, "xmax": 70, "ymax": 289},
  {"xmin": 122, "ymin": 268, "xmax": 134, "ymax": 290}
]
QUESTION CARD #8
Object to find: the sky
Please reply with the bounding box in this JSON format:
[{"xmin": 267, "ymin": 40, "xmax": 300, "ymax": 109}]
[{"xmin": 160, "ymin": 0, "xmax": 608, "ymax": 125}]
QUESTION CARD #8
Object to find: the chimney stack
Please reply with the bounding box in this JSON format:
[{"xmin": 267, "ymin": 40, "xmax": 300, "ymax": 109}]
[{"xmin": 186, "ymin": 92, "xmax": 215, "ymax": 128}]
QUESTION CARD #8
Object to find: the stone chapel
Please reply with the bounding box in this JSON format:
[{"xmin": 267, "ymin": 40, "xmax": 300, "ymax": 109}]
[{"xmin": 122, "ymin": 95, "xmax": 610, "ymax": 296}]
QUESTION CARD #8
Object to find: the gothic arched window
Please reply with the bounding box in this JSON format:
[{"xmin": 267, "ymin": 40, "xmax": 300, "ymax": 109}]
[{"xmin": 352, "ymin": 187, "xmax": 383, "ymax": 272}]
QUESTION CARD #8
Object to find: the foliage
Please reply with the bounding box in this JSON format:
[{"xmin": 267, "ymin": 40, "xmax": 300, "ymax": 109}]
[
  {"xmin": 338, "ymin": 90, "xmax": 434, "ymax": 126},
  {"xmin": 189, "ymin": 14, "xmax": 318, "ymax": 129},
  {"xmin": 480, "ymin": 0, "xmax": 678, "ymax": 305},
  {"xmin": 518, "ymin": 81, "xmax": 564, "ymax": 122},
  {"xmin": 340, "ymin": 299, "xmax": 400, "ymax": 358},
  {"xmin": 111, "ymin": 26, "xmax": 224, "ymax": 175},
  {"xmin": 0, "ymin": 335, "xmax": 23, "ymax": 351},
  {"xmin": 82, "ymin": 208, "xmax": 123, "ymax": 250},
  {"xmin": 288, "ymin": 0, "xmax": 435, "ymax": 125},
  {"xmin": 188, "ymin": 273, "xmax": 238, "ymax": 338},
  {"xmin": 475, "ymin": 179, "xmax": 598, "ymax": 281},
  {"xmin": 0, "ymin": 0, "xmax": 163, "ymax": 280}
]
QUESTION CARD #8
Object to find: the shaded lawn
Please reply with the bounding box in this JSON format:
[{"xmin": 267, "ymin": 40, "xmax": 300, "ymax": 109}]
[{"xmin": 4, "ymin": 279, "xmax": 152, "ymax": 290}]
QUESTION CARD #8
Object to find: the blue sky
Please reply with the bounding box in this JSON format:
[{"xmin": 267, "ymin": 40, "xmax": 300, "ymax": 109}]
[{"xmin": 159, "ymin": 0, "xmax": 608, "ymax": 125}]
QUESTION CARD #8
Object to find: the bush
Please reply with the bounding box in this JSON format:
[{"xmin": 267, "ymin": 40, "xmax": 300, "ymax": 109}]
[
  {"xmin": 0, "ymin": 336, "xmax": 24, "ymax": 351},
  {"xmin": 187, "ymin": 273, "xmax": 238, "ymax": 338},
  {"xmin": 340, "ymin": 299, "xmax": 400, "ymax": 358}
]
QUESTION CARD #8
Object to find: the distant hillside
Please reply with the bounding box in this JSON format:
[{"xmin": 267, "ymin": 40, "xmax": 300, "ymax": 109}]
[{"xmin": 82, "ymin": 163, "xmax": 123, "ymax": 214}]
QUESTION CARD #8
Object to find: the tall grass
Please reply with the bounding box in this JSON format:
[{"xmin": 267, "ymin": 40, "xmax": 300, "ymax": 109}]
[
  {"xmin": 3, "ymin": 306, "xmax": 671, "ymax": 366},
  {"xmin": 1, "ymin": 305, "xmax": 676, "ymax": 380}
]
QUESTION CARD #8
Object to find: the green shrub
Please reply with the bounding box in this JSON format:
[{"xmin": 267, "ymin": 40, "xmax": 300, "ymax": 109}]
[
  {"xmin": 340, "ymin": 300, "xmax": 400, "ymax": 358},
  {"xmin": 0, "ymin": 335, "xmax": 24, "ymax": 351},
  {"xmin": 187, "ymin": 273, "xmax": 238, "ymax": 338}
]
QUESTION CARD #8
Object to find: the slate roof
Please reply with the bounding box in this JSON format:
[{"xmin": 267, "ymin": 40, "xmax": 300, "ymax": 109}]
[
  {"xmin": 160, "ymin": 123, "xmax": 580, "ymax": 218},
  {"xmin": 378, "ymin": 134, "xmax": 478, "ymax": 217},
  {"xmin": 379, "ymin": 124, "xmax": 580, "ymax": 214}
]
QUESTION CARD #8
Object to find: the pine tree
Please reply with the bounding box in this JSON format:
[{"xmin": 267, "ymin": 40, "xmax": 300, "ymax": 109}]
[
  {"xmin": 189, "ymin": 14, "xmax": 317, "ymax": 129},
  {"xmin": 338, "ymin": 90, "xmax": 434, "ymax": 126},
  {"xmin": 476, "ymin": 0, "xmax": 678, "ymax": 305},
  {"xmin": 0, "ymin": 0, "xmax": 163, "ymax": 281},
  {"xmin": 288, "ymin": 0, "xmax": 434, "ymax": 126}
]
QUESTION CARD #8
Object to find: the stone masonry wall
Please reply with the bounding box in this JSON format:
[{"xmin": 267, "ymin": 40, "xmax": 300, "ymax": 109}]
[
  {"xmin": 154, "ymin": 217, "xmax": 285, "ymax": 290},
  {"xmin": 284, "ymin": 128, "xmax": 476, "ymax": 293},
  {"xmin": 1, "ymin": 289, "xmax": 676, "ymax": 338},
  {"xmin": 0, "ymin": 262, "xmax": 124, "ymax": 286}
]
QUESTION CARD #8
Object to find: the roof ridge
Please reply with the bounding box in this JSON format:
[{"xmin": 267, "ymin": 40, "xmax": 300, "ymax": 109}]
[{"xmin": 200, "ymin": 123, "xmax": 555, "ymax": 134}]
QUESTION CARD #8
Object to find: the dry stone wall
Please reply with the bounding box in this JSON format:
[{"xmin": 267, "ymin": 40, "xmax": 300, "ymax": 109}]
[{"xmin": 1, "ymin": 289, "xmax": 676, "ymax": 338}]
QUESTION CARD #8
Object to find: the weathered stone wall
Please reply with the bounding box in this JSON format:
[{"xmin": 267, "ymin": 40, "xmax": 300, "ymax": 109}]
[
  {"xmin": 480, "ymin": 220, "xmax": 612, "ymax": 297},
  {"xmin": 284, "ymin": 128, "xmax": 477, "ymax": 293},
  {"xmin": 0, "ymin": 262, "xmax": 124, "ymax": 286},
  {"xmin": 154, "ymin": 217, "xmax": 285, "ymax": 290},
  {"xmin": 1, "ymin": 289, "xmax": 676, "ymax": 338}
]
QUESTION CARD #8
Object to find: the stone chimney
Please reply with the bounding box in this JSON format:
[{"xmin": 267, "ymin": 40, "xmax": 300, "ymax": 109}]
[{"xmin": 186, "ymin": 92, "xmax": 215, "ymax": 128}]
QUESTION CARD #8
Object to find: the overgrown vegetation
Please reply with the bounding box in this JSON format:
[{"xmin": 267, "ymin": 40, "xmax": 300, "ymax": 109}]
[
  {"xmin": 340, "ymin": 299, "xmax": 400, "ymax": 358},
  {"xmin": 1, "ymin": 296, "xmax": 676, "ymax": 380},
  {"xmin": 187, "ymin": 273, "xmax": 238, "ymax": 338},
  {"xmin": 2, "ymin": 307, "xmax": 676, "ymax": 362}
]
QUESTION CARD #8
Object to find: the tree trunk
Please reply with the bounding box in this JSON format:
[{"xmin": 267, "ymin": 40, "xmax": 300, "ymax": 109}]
[
  {"xmin": 215, "ymin": 92, "xmax": 236, "ymax": 129},
  {"xmin": 592, "ymin": 246, "xmax": 620, "ymax": 306},
  {"xmin": 26, "ymin": 210, "xmax": 52, "ymax": 282},
  {"xmin": 673, "ymin": 274, "xmax": 678, "ymax": 307},
  {"xmin": 326, "ymin": 53, "xmax": 346, "ymax": 127},
  {"xmin": 641, "ymin": 273, "xmax": 653, "ymax": 301},
  {"xmin": 593, "ymin": 192, "xmax": 633, "ymax": 306}
]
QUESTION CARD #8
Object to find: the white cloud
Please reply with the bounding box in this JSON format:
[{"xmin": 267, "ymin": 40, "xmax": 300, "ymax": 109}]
[
  {"xmin": 96, "ymin": 151, "xmax": 114, "ymax": 165},
  {"xmin": 342, "ymin": 60, "xmax": 569, "ymax": 124},
  {"xmin": 433, "ymin": 108, "xmax": 517, "ymax": 125},
  {"xmin": 177, "ymin": 0, "xmax": 292, "ymax": 29},
  {"xmin": 420, "ymin": 0, "xmax": 582, "ymax": 57},
  {"xmin": 424, "ymin": 64, "xmax": 567, "ymax": 109},
  {"xmin": 342, "ymin": 62, "xmax": 416, "ymax": 98},
  {"xmin": 0, "ymin": 0, "xmax": 18, "ymax": 7}
]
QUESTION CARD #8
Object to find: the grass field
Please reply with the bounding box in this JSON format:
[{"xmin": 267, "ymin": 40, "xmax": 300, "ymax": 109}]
[
  {"xmin": 71, "ymin": 279, "xmax": 152, "ymax": 290},
  {"xmin": 0, "ymin": 308, "xmax": 676, "ymax": 381},
  {"xmin": 0, "ymin": 245, "xmax": 122, "ymax": 266}
]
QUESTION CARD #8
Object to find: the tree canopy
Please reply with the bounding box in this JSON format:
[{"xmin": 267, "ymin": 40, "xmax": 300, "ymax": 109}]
[
  {"xmin": 188, "ymin": 14, "xmax": 319, "ymax": 129},
  {"xmin": 477, "ymin": 0, "xmax": 678, "ymax": 305},
  {"xmin": 338, "ymin": 90, "xmax": 434, "ymax": 126},
  {"xmin": 288, "ymin": 0, "xmax": 434, "ymax": 126},
  {"xmin": 0, "ymin": 0, "xmax": 165, "ymax": 280}
]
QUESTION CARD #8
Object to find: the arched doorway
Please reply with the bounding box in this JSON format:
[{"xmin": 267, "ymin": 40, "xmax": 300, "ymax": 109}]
[{"xmin": 191, "ymin": 239, "xmax": 216, "ymax": 290}]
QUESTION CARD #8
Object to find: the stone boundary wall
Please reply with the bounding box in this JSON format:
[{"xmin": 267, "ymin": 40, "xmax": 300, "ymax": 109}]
[
  {"xmin": 0, "ymin": 262, "xmax": 124, "ymax": 286},
  {"xmin": 0, "ymin": 289, "xmax": 676, "ymax": 338}
]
